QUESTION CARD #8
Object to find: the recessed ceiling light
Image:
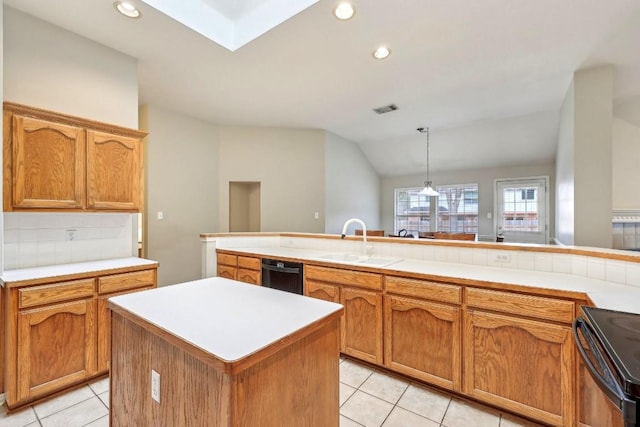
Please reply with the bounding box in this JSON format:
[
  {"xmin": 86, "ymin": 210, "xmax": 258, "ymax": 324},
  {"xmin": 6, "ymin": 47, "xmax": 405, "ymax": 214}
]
[
  {"xmin": 373, "ymin": 46, "xmax": 391, "ymax": 60},
  {"xmin": 334, "ymin": 2, "xmax": 355, "ymax": 20},
  {"xmin": 114, "ymin": 1, "xmax": 142, "ymax": 19}
]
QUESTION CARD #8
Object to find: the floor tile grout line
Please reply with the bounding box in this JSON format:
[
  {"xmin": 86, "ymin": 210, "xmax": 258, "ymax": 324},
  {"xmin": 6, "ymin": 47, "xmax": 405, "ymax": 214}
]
[{"xmin": 439, "ymin": 398, "xmax": 452, "ymax": 426}]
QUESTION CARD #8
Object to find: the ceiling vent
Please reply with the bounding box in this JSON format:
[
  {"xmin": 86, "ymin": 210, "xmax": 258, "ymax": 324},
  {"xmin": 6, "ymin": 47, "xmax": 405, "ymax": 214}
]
[{"xmin": 373, "ymin": 104, "xmax": 398, "ymax": 114}]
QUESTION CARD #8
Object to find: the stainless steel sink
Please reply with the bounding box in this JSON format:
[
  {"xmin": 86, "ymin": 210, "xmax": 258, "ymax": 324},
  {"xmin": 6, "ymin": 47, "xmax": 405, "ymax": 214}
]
[{"xmin": 317, "ymin": 253, "xmax": 403, "ymax": 267}]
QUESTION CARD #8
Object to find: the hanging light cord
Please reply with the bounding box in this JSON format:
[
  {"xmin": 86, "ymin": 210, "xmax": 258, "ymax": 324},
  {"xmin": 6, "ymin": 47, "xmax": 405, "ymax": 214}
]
[{"xmin": 417, "ymin": 127, "xmax": 430, "ymax": 183}]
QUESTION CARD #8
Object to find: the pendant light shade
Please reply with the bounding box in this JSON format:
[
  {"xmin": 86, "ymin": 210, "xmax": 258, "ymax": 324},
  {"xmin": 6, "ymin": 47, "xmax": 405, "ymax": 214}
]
[
  {"xmin": 417, "ymin": 127, "xmax": 439, "ymax": 197},
  {"xmin": 419, "ymin": 181, "xmax": 439, "ymax": 196}
]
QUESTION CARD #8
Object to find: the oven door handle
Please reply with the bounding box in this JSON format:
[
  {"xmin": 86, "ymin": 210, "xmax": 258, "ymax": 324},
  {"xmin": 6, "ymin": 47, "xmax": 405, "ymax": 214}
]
[
  {"xmin": 573, "ymin": 317, "xmax": 635, "ymax": 415},
  {"xmin": 261, "ymin": 264, "xmax": 301, "ymax": 274}
]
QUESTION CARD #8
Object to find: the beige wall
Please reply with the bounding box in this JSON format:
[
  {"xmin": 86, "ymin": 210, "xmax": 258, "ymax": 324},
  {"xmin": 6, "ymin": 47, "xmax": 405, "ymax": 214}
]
[
  {"xmin": 3, "ymin": 7, "xmax": 138, "ymax": 128},
  {"xmin": 381, "ymin": 163, "xmax": 555, "ymax": 241},
  {"xmin": 141, "ymin": 105, "xmax": 219, "ymax": 286},
  {"xmin": 613, "ymin": 117, "xmax": 640, "ymax": 210},
  {"xmin": 218, "ymin": 127, "xmax": 325, "ymax": 232},
  {"xmin": 325, "ymin": 132, "xmax": 380, "ymax": 234},
  {"xmin": 556, "ymin": 66, "xmax": 613, "ymax": 247}
]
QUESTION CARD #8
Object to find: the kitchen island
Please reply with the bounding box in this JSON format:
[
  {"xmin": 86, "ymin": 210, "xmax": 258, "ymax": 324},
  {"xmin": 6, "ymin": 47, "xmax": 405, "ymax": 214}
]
[{"xmin": 108, "ymin": 277, "xmax": 344, "ymax": 426}]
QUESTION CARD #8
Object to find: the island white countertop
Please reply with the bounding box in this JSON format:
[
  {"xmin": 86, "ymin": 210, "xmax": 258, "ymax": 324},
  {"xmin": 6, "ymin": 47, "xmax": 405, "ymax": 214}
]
[
  {"xmin": 224, "ymin": 246, "xmax": 640, "ymax": 315},
  {"xmin": 1, "ymin": 257, "xmax": 159, "ymax": 285},
  {"xmin": 109, "ymin": 277, "xmax": 343, "ymax": 363}
]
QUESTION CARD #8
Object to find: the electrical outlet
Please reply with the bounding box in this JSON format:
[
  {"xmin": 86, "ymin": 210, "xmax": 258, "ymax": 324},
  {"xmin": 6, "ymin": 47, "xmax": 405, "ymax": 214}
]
[
  {"xmin": 494, "ymin": 253, "xmax": 511, "ymax": 263},
  {"xmin": 65, "ymin": 229, "xmax": 77, "ymax": 242},
  {"xmin": 151, "ymin": 369, "xmax": 160, "ymax": 403}
]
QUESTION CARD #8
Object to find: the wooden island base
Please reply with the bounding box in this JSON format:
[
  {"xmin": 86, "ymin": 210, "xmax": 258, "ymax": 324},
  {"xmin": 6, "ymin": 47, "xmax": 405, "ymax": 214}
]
[{"xmin": 109, "ymin": 279, "xmax": 343, "ymax": 427}]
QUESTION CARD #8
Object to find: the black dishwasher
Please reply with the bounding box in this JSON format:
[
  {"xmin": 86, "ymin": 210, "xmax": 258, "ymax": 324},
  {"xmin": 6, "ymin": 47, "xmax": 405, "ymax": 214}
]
[{"xmin": 261, "ymin": 258, "xmax": 303, "ymax": 294}]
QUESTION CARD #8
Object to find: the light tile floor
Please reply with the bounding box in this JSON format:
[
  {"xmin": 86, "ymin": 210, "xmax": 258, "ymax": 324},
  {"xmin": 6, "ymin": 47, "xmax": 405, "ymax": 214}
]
[{"xmin": 0, "ymin": 359, "xmax": 538, "ymax": 427}]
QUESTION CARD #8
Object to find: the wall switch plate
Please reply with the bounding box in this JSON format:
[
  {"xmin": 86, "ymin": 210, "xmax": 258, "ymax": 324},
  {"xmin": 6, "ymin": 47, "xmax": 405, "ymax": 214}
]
[
  {"xmin": 65, "ymin": 229, "xmax": 77, "ymax": 241},
  {"xmin": 314, "ymin": 212, "xmax": 319, "ymax": 219},
  {"xmin": 151, "ymin": 369, "xmax": 160, "ymax": 403},
  {"xmin": 157, "ymin": 211, "xmax": 164, "ymax": 220},
  {"xmin": 487, "ymin": 212, "xmax": 492, "ymax": 219}
]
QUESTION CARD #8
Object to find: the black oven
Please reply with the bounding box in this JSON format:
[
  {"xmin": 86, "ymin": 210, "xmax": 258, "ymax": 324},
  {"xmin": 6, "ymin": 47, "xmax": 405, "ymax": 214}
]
[
  {"xmin": 574, "ymin": 307, "xmax": 640, "ymax": 427},
  {"xmin": 261, "ymin": 258, "xmax": 303, "ymax": 295}
]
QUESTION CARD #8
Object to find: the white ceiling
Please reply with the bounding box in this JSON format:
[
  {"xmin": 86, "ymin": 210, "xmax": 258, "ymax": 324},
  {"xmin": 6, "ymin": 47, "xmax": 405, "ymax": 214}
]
[{"xmin": 4, "ymin": 0, "xmax": 640, "ymax": 176}]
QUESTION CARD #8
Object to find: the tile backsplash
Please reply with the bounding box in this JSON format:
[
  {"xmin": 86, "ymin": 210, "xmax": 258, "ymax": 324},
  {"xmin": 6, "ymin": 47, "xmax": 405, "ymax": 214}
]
[
  {"xmin": 612, "ymin": 222, "xmax": 640, "ymax": 249},
  {"xmin": 3, "ymin": 212, "xmax": 136, "ymax": 270}
]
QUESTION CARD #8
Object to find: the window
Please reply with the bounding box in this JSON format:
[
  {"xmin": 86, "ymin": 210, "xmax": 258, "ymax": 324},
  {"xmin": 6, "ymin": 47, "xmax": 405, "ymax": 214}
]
[
  {"xmin": 435, "ymin": 184, "xmax": 479, "ymax": 233},
  {"xmin": 394, "ymin": 184, "xmax": 479, "ymax": 235},
  {"xmin": 394, "ymin": 188, "xmax": 431, "ymax": 235},
  {"xmin": 521, "ymin": 188, "xmax": 535, "ymax": 200},
  {"xmin": 502, "ymin": 185, "xmax": 539, "ymax": 231}
]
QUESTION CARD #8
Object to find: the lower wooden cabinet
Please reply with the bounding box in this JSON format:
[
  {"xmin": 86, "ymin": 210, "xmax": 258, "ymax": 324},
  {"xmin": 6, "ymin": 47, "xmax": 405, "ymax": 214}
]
[
  {"xmin": 237, "ymin": 256, "xmax": 261, "ymax": 285},
  {"xmin": 384, "ymin": 295, "xmax": 461, "ymax": 391},
  {"xmin": 341, "ymin": 287, "xmax": 383, "ymax": 364},
  {"xmin": 304, "ymin": 265, "xmax": 383, "ymax": 364},
  {"xmin": 216, "ymin": 252, "xmax": 261, "ymax": 285},
  {"xmin": 463, "ymin": 310, "xmax": 574, "ymax": 427},
  {"xmin": 16, "ymin": 299, "xmax": 97, "ymax": 403},
  {"xmin": 3, "ymin": 265, "xmax": 158, "ymax": 410},
  {"xmin": 578, "ymin": 355, "xmax": 624, "ymax": 427},
  {"xmin": 217, "ymin": 253, "xmax": 238, "ymax": 280},
  {"xmin": 96, "ymin": 269, "xmax": 157, "ymax": 371}
]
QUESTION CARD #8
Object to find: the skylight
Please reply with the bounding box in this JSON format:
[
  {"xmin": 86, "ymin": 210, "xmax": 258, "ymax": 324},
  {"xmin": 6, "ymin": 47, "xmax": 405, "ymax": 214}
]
[{"xmin": 140, "ymin": 0, "xmax": 320, "ymax": 51}]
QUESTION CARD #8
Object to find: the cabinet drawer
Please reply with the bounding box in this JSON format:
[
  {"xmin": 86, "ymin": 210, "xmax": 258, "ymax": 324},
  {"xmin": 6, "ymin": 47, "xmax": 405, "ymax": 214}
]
[
  {"xmin": 465, "ymin": 287, "xmax": 575, "ymax": 323},
  {"xmin": 217, "ymin": 253, "xmax": 237, "ymax": 267},
  {"xmin": 98, "ymin": 269, "xmax": 156, "ymax": 294},
  {"xmin": 238, "ymin": 256, "xmax": 260, "ymax": 270},
  {"xmin": 305, "ymin": 265, "xmax": 382, "ymax": 290},
  {"xmin": 218, "ymin": 264, "xmax": 236, "ymax": 280},
  {"xmin": 237, "ymin": 268, "xmax": 261, "ymax": 285},
  {"xmin": 386, "ymin": 276, "xmax": 461, "ymax": 305},
  {"xmin": 19, "ymin": 279, "xmax": 95, "ymax": 309}
]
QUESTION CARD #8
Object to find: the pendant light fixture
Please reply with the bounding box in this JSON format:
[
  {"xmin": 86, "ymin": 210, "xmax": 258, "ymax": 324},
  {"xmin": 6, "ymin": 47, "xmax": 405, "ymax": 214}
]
[{"xmin": 417, "ymin": 127, "xmax": 439, "ymax": 197}]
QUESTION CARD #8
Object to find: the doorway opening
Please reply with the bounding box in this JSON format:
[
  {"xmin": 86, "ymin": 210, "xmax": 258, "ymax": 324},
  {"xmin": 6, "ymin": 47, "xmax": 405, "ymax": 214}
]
[{"xmin": 229, "ymin": 182, "xmax": 261, "ymax": 232}]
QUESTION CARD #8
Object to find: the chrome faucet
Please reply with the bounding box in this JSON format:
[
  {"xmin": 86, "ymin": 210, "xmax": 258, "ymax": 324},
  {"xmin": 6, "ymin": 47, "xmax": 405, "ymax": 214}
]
[{"xmin": 341, "ymin": 218, "xmax": 369, "ymax": 254}]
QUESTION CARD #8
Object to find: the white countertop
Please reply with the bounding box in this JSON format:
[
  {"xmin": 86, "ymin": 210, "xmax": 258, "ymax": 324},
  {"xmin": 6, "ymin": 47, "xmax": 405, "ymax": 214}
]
[
  {"xmin": 109, "ymin": 277, "xmax": 343, "ymax": 362},
  {"xmin": 228, "ymin": 246, "xmax": 640, "ymax": 315},
  {"xmin": 1, "ymin": 257, "xmax": 158, "ymax": 284}
]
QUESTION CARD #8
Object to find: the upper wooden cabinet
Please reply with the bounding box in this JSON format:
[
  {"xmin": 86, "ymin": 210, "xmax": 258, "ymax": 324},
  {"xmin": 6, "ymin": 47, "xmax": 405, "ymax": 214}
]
[
  {"xmin": 3, "ymin": 102, "xmax": 146, "ymax": 212},
  {"xmin": 9, "ymin": 116, "xmax": 86, "ymax": 209},
  {"xmin": 87, "ymin": 130, "xmax": 142, "ymax": 210}
]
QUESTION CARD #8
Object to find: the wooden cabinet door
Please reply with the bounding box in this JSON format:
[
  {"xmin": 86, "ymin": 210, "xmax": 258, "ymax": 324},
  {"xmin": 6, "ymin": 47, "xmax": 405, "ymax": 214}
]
[
  {"xmin": 578, "ymin": 355, "xmax": 624, "ymax": 427},
  {"xmin": 384, "ymin": 295, "xmax": 461, "ymax": 391},
  {"xmin": 86, "ymin": 130, "xmax": 141, "ymax": 211},
  {"xmin": 97, "ymin": 286, "xmax": 154, "ymax": 373},
  {"xmin": 463, "ymin": 310, "xmax": 574, "ymax": 427},
  {"xmin": 15, "ymin": 299, "xmax": 96, "ymax": 403},
  {"xmin": 341, "ymin": 287, "xmax": 383, "ymax": 365},
  {"xmin": 11, "ymin": 115, "xmax": 85, "ymax": 209}
]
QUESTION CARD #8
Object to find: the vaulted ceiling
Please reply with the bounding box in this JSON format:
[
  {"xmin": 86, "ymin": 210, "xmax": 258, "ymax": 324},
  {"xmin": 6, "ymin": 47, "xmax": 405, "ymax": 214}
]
[{"xmin": 5, "ymin": 0, "xmax": 640, "ymax": 176}]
